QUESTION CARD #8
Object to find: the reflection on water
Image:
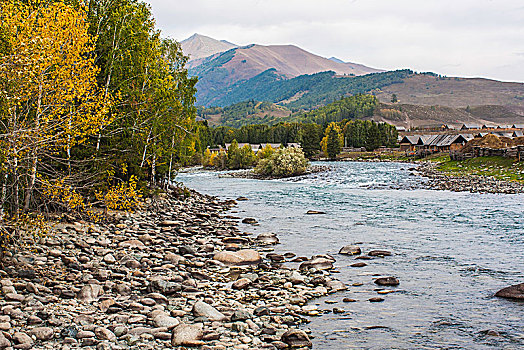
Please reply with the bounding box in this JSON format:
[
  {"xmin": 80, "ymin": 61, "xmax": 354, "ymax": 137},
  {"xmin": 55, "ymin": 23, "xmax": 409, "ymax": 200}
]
[{"xmin": 177, "ymin": 162, "xmax": 524, "ymax": 350}]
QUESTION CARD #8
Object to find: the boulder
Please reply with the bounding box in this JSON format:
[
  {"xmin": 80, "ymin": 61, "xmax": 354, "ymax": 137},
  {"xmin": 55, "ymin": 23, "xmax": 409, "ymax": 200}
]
[
  {"xmin": 289, "ymin": 271, "xmax": 306, "ymax": 285},
  {"xmin": 374, "ymin": 277, "xmax": 399, "ymax": 286},
  {"xmin": 94, "ymin": 327, "xmax": 116, "ymax": 341},
  {"xmin": 241, "ymin": 218, "xmax": 258, "ymax": 224},
  {"xmin": 171, "ymin": 323, "xmax": 204, "ymax": 347},
  {"xmin": 326, "ymin": 279, "xmax": 347, "ymax": 292},
  {"xmin": 256, "ymin": 232, "xmax": 279, "ymax": 245},
  {"xmin": 299, "ymin": 257, "xmax": 334, "ymax": 271},
  {"xmin": 149, "ymin": 278, "xmax": 182, "ymax": 295},
  {"xmin": 231, "ymin": 309, "xmax": 253, "ymax": 321},
  {"xmin": 281, "ymin": 329, "xmax": 312, "ymax": 348},
  {"xmin": 232, "ymin": 278, "xmax": 252, "ymax": 290},
  {"xmin": 339, "ymin": 245, "xmax": 361, "ymax": 255},
  {"xmin": 12, "ymin": 332, "xmax": 32, "ymax": 347},
  {"xmin": 495, "ymin": 283, "xmax": 524, "ymax": 300},
  {"xmin": 118, "ymin": 240, "xmax": 145, "ymax": 249},
  {"xmin": 29, "ymin": 327, "xmax": 54, "ymax": 341},
  {"xmin": 369, "ymin": 297, "xmax": 384, "ymax": 302},
  {"xmin": 213, "ymin": 249, "xmax": 261, "ymax": 266},
  {"xmin": 368, "ymin": 250, "xmax": 392, "ymax": 257},
  {"xmin": 159, "ymin": 220, "xmax": 182, "ymax": 226},
  {"xmin": 192, "ymin": 301, "xmax": 227, "ymax": 321},
  {"xmin": 77, "ymin": 284, "xmax": 101, "ymax": 302},
  {"xmin": 151, "ymin": 311, "xmax": 180, "ymax": 329},
  {"xmin": 164, "ymin": 253, "xmax": 185, "ymax": 265},
  {"xmin": 0, "ymin": 333, "xmax": 10, "ymax": 348}
]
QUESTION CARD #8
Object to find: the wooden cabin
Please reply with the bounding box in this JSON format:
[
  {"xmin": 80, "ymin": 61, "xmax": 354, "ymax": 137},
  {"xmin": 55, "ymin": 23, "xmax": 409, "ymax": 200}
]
[{"xmin": 399, "ymin": 135, "xmax": 420, "ymax": 151}]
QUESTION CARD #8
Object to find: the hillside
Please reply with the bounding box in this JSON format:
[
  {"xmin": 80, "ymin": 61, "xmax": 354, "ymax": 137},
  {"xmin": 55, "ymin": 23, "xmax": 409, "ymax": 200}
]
[
  {"xmin": 373, "ymin": 74, "xmax": 524, "ymax": 108},
  {"xmin": 197, "ymin": 100, "xmax": 292, "ymax": 128},
  {"xmin": 180, "ymin": 33, "xmax": 237, "ymax": 62},
  {"xmin": 196, "ymin": 69, "xmax": 412, "ymax": 108},
  {"xmin": 200, "ymin": 97, "xmax": 524, "ymax": 129}
]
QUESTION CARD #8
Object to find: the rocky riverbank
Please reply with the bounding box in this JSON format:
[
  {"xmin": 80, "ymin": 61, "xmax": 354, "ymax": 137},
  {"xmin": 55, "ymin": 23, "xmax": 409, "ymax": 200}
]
[
  {"xmin": 416, "ymin": 162, "xmax": 524, "ymax": 194},
  {"xmin": 0, "ymin": 189, "xmax": 350, "ymax": 349}
]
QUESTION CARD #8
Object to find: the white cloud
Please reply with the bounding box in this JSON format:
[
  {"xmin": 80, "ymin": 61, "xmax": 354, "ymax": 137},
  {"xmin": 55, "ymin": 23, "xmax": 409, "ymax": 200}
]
[{"xmin": 145, "ymin": 0, "xmax": 524, "ymax": 82}]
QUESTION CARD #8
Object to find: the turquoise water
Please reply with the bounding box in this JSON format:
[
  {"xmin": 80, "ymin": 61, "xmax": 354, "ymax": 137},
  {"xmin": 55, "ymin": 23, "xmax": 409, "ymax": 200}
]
[{"xmin": 176, "ymin": 162, "xmax": 524, "ymax": 350}]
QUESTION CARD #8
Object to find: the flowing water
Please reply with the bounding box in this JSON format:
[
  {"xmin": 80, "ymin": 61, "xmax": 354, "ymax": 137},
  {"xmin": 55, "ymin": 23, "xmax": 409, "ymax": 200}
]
[{"xmin": 176, "ymin": 161, "xmax": 524, "ymax": 350}]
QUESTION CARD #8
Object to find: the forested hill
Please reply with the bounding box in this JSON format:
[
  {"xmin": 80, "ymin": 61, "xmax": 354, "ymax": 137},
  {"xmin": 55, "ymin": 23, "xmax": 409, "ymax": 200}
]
[
  {"xmin": 199, "ymin": 95, "xmax": 524, "ymax": 129},
  {"xmin": 197, "ymin": 69, "xmax": 411, "ymax": 109},
  {"xmin": 198, "ymin": 95, "xmax": 379, "ymax": 128}
]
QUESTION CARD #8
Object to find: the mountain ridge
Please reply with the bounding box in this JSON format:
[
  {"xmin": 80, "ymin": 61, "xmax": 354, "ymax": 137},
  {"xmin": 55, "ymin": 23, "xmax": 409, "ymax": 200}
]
[{"xmin": 180, "ymin": 33, "xmax": 237, "ymax": 61}]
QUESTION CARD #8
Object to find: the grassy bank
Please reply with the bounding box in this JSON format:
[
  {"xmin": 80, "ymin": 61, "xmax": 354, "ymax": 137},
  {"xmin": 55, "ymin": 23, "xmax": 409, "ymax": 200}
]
[
  {"xmin": 435, "ymin": 156, "xmax": 524, "ymax": 182},
  {"xmin": 336, "ymin": 151, "xmax": 524, "ymax": 183}
]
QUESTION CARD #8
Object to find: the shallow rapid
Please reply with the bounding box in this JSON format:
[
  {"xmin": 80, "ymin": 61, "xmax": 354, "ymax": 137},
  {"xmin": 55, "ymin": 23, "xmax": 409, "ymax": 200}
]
[{"xmin": 176, "ymin": 161, "xmax": 524, "ymax": 350}]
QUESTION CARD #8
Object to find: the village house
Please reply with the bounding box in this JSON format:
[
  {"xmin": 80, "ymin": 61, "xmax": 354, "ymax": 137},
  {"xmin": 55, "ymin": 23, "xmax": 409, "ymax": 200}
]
[
  {"xmin": 461, "ymin": 124, "xmax": 483, "ymax": 130},
  {"xmin": 222, "ymin": 143, "xmax": 300, "ymax": 154},
  {"xmin": 399, "ymin": 135, "xmax": 421, "ymax": 151}
]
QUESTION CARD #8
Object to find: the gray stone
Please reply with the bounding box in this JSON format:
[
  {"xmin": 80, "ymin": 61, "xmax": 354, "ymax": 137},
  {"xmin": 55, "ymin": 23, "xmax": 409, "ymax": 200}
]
[
  {"xmin": 339, "ymin": 245, "xmax": 361, "ymax": 255},
  {"xmin": 299, "ymin": 257, "xmax": 334, "ymax": 271},
  {"xmin": 281, "ymin": 329, "xmax": 312, "ymax": 348},
  {"xmin": 77, "ymin": 284, "xmax": 102, "ymax": 302},
  {"xmin": 30, "ymin": 327, "xmax": 54, "ymax": 341},
  {"xmin": 495, "ymin": 283, "xmax": 524, "ymax": 300},
  {"xmin": 256, "ymin": 233, "xmax": 279, "ymax": 245},
  {"xmin": 231, "ymin": 309, "xmax": 252, "ymax": 322},
  {"xmin": 171, "ymin": 323, "xmax": 204, "ymax": 347},
  {"xmin": 151, "ymin": 311, "xmax": 180, "ymax": 329},
  {"xmin": 94, "ymin": 327, "xmax": 116, "ymax": 341},
  {"xmin": 213, "ymin": 249, "xmax": 261, "ymax": 266},
  {"xmin": 192, "ymin": 301, "xmax": 227, "ymax": 321},
  {"xmin": 374, "ymin": 277, "xmax": 399, "ymax": 286},
  {"xmin": 0, "ymin": 333, "xmax": 10, "ymax": 348},
  {"xmin": 13, "ymin": 332, "xmax": 33, "ymax": 347}
]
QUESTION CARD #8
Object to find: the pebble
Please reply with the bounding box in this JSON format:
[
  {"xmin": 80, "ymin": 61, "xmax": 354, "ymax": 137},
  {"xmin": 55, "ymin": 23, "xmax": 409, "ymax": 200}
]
[{"xmin": 0, "ymin": 189, "xmax": 369, "ymax": 349}]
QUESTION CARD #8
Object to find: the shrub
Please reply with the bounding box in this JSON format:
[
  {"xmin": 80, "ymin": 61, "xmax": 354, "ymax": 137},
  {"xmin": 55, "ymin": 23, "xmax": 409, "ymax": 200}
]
[
  {"xmin": 255, "ymin": 147, "xmax": 308, "ymax": 177},
  {"xmin": 257, "ymin": 144, "xmax": 275, "ymax": 162}
]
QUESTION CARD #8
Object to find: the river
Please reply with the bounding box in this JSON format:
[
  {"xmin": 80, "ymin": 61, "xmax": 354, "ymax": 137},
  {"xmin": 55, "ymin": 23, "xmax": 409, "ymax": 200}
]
[{"xmin": 176, "ymin": 161, "xmax": 524, "ymax": 350}]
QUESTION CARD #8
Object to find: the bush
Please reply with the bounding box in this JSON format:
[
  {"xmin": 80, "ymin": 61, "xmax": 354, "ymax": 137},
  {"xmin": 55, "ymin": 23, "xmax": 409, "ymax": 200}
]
[
  {"xmin": 255, "ymin": 147, "xmax": 308, "ymax": 177},
  {"xmin": 257, "ymin": 144, "xmax": 275, "ymax": 162}
]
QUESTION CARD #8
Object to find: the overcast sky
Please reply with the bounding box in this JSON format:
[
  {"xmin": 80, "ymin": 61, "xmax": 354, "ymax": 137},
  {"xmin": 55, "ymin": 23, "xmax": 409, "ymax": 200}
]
[{"xmin": 144, "ymin": 0, "xmax": 524, "ymax": 82}]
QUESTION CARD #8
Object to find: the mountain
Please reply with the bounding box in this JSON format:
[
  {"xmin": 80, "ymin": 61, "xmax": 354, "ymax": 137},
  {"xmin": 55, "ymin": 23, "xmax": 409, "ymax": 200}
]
[
  {"xmin": 181, "ymin": 34, "xmax": 524, "ymax": 124},
  {"xmin": 373, "ymin": 74, "xmax": 524, "ymax": 108},
  {"xmin": 180, "ymin": 33, "xmax": 237, "ymax": 61},
  {"xmin": 181, "ymin": 33, "xmax": 383, "ymax": 106},
  {"xmin": 329, "ymin": 57, "xmax": 345, "ymax": 63}
]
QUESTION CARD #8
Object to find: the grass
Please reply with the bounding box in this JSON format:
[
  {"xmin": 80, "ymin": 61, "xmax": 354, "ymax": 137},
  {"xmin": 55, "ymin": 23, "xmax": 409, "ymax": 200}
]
[
  {"xmin": 337, "ymin": 150, "xmax": 524, "ymax": 182},
  {"xmin": 436, "ymin": 156, "xmax": 524, "ymax": 182}
]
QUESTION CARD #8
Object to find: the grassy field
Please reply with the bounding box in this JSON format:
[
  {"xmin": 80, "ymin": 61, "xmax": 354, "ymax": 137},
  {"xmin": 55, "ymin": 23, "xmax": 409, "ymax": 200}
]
[
  {"xmin": 337, "ymin": 151, "xmax": 524, "ymax": 182},
  {"xmin": 436, "ymin": 156, "xmax": 524, "ymax": 182}
]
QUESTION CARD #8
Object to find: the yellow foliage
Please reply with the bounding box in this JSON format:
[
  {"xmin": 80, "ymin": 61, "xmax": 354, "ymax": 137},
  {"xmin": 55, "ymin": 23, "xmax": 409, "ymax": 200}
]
[
  {"xmin": 0, "ymin": 1, "xmax": 113, "ymax": 149},
  {"xmin": 0, "ymin": 212, "xmax": 50, "ymax": 257},
  {"xmin": 257, "ymin": 144, "xmax": 275, "ymax": 161},
  {"xmin": 41, "ymin": 178, "xmax": 86, "ymax": 211},
  {"xmin": 96, "ymin": 176, "xmax": 142, "ymax": 211}
]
